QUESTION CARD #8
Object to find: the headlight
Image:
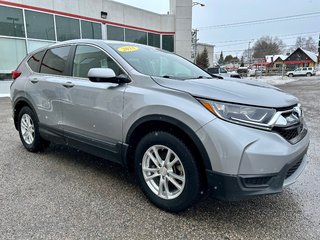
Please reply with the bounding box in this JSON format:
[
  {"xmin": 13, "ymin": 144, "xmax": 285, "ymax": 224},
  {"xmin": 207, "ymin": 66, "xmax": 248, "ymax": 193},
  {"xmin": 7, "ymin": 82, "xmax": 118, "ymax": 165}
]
[{"xmin": 198, "ymin": 99, "xmax": 276, "ymax": 129}]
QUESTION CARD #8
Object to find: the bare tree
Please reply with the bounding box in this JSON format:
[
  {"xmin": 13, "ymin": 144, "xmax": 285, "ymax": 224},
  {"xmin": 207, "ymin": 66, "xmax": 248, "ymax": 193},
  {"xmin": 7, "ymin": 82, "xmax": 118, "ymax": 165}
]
[
  {"xmin": 294, "ymin": 36, "xmax": 317, "ymax": 53},
  {"xmin": 252, "ymin": 36, "xmax": 286, "ymax": 59}
]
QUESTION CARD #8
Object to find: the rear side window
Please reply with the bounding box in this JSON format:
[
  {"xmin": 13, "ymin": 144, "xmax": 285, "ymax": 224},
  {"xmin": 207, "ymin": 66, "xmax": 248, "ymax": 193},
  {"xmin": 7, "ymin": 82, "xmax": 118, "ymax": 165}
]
[
  {"xmin": 73, "ymin": 45, "xmax": 124, "ymax": 78},
  {"xmin": 40, "ymin": 46, "xmax": 71, "ymax": 75},
  {"xmin": 27, "ymin": 50, "xmax": 44, "ymax": 72}
]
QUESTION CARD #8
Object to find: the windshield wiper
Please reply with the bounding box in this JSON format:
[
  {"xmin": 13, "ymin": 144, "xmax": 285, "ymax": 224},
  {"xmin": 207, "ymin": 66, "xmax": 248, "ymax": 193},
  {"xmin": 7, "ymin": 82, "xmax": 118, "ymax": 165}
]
[
  {"xmin": 162, "ymin": 75, "xmax": 173, "ymax": 78},
  {"xmin": 195, "ymin": 76, "xmax": 213, "ymax": 79}
]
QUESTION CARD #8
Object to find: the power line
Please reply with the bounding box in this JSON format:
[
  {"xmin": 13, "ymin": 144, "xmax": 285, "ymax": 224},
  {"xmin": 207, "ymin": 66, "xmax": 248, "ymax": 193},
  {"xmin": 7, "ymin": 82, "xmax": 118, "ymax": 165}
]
[
  {"xmin": 214, "ymin": 33, "xmax": 319, "ymax": 47},
  {"xmin": 197, "ymin": 11, "xmax": 320, "ymax": 30},
  {"xmin": 214, "ymin": 44, "xmax": 303, "ymax": 54},
  {"xmin": 209, "ymin": 31, "xmax": 319, "ymax": 44}
]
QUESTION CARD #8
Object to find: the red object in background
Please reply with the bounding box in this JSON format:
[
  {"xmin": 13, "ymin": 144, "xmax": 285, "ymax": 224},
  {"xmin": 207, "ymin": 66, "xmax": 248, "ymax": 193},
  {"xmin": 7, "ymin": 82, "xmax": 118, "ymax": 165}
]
[
  {"xmin": 284, "ymin": 60, "xmax": 312, "ymax": 65},
  {"xmin": 11, "ymin": 70, "xmax": 21, "ymax": 80}
]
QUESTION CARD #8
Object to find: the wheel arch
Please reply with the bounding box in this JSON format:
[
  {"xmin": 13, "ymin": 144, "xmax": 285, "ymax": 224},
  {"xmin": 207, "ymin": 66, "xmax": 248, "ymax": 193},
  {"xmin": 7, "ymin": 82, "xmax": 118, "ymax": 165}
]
[
  {"xmin": 125, "ymin": 115, "xmax": 212, "ymax": 183},
  {"xmin": 12, "ymin": 97, "xmax": 37, "ymax": 130}
]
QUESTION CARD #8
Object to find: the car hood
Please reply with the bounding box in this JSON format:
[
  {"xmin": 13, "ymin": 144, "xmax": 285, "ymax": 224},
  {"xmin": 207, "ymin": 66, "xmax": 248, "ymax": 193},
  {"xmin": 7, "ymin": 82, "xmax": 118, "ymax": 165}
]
[{"xmin": 152, "ymin": 77, "xmax": 298, "ymax": 108}]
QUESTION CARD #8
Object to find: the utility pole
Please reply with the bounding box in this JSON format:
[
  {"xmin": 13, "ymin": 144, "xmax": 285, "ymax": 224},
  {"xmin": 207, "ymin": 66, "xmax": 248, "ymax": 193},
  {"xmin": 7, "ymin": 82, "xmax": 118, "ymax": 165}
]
[
  {"xmin": 248, "ymin": 41, "xmax": 252, "ymax": 66},
  {"xmin": 191, "ymin": 29, "xmax": 199, "ymax": 62},
  {"xmin": 318, "ymin": 33, "xmax": 320, "ymax": 64}
]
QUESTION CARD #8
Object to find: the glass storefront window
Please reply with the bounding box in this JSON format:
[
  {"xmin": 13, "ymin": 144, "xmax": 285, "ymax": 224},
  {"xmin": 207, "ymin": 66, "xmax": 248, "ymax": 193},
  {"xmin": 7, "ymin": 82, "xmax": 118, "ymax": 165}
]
[
  {"xmin": 107, "ymin": 25, "xmax": 124, "ymax": 41},
  {"xmin": 28, "ymin": 40, "xmax": 54, "ymax": 53},
  {"xmin": 0, "ymin": 5, "xmax": 25, "ymax": 37},
  {"xmin": 125, "ymin": 29, "xmax": 147, "ymax": 45},
  {"xmin": 148, "ymin": 33, "xmax": 160, "ymax": 48},
  {"xmin": 55, "ymin": 16, "xmax": 80, "ymax": 41},
  {"xmin": 0, "ymin": 38, "xmax": 27, "ymax": 73},
  {"xmin": 81, "ymin": 20, "xmax": 102, "ymax": 39},
  {"xmin": 162, "ymin": 35, "xmax": 174, "ymax": 52},
  {"xmin": 25, "ymin": 10, "xmax": 55, "ymax": 41}
]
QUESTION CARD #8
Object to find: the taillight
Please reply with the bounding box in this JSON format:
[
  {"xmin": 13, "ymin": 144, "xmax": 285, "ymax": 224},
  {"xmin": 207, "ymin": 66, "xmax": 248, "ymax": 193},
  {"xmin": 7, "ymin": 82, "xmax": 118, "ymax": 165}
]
[{"xmin": 11, "ymin": 70, "xmax": 21, "ymax": 80}]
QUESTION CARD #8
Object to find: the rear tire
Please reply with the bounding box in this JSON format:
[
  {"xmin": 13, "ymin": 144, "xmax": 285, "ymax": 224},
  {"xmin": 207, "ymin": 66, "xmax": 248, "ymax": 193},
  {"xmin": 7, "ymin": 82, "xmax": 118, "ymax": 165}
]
[
  {"xmin": 134, "ymin": 131, "xmax": 202, "ymax": 212},
  {"xmin": 306, "ymin": 72, "xmax": 311, "ymax": 77},
  {"xmin": 18, "ymin": 106, "xmax": 48, "ymax": 152}
]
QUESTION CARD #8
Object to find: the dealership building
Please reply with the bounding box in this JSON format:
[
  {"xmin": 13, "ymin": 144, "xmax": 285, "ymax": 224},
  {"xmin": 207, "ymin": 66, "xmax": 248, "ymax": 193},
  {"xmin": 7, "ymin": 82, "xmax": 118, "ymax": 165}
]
[{"xmin": 0, "ymin": 0, "xmax": 213, "ymax": 80}]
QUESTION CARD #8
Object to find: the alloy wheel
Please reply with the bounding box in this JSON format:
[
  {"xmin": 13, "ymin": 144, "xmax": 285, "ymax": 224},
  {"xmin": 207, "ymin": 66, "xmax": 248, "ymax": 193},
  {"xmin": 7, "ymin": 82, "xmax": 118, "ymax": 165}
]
[
  {"xmin": 142, "ymin": 145, "xmax": 186, "ymax": 200},
  {"xmin": 20, "ymin": 113, "xmax": 35, "ymax": 145}
]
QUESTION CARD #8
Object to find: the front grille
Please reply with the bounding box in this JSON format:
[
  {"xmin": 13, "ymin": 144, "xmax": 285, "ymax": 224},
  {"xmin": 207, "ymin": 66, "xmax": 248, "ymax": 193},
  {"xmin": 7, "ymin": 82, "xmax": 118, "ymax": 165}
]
[
  {"xmin": 242, "ymin": 176, "xmax": 272, "ymax": 187},
  {"xmin": 273, "ymin": 124, "xmax": 303, "ymax": 141},
  {"xmin": 286, "ymin": 159, "xmax": 303, "ymax": 179}
]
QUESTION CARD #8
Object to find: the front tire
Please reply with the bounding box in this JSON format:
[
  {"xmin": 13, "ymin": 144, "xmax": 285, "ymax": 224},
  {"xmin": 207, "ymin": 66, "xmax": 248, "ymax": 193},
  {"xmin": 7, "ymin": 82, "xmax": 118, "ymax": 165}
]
[
  {"xmin": 18, "ymin": 106, "xmax": 47, "ymax": 152},
  {"xmin": 134, "ymin": 131, "xmax": 202, "ymax": 212},
  {"xmin": 306, "ymin": 72, "xmax": 311, "ymax": 77},
  {"xmin": 288, "ymin": 73, "xmax": 293, "ymax": 77}
]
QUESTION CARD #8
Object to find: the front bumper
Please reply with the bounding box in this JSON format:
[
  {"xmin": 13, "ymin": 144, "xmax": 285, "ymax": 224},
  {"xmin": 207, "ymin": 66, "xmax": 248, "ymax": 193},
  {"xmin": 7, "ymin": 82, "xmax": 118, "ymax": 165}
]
[
  {"xmin": 197, "ymin": 118, "xmax": 309, "ymax": 200},
  {"xmin": 206, "ymin": 148, "xmax": 308, "ymax": 201}
]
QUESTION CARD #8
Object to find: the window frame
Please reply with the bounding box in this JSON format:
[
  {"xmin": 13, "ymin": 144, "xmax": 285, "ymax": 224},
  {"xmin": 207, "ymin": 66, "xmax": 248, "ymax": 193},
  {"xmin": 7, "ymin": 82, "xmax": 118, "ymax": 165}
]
[
  {"xmin": 70, "ymin": 43, "xmax": 131, "ymax": 81},
  {"xmin": 26, "ymin": 49, "xmax": 45, "ymax": 73},
  {"xmin": 39, "ymin": 44, "xmax": 74, "ymax": 77}
]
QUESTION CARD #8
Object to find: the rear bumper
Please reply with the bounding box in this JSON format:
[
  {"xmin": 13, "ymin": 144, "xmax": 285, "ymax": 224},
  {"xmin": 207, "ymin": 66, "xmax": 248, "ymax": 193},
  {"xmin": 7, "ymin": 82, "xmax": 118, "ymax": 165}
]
[{"xmin": 206, "ymin": 149, "xmax": 308, "ymax": 201}]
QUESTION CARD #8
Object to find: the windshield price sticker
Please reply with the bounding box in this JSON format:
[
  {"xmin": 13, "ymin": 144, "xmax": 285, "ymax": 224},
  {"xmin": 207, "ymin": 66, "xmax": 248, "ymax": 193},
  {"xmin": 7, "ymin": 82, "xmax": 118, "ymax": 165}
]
[{"xmin": 117, "ymin": 46, "xmax": 139, "ymax": 52}]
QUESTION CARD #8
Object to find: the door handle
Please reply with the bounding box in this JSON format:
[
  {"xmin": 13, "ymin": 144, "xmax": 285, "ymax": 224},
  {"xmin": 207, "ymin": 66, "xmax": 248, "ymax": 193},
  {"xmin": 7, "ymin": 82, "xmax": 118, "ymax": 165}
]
[
  {"xmin": 30, "ymin": 78, "xmax": 38, "ymax": 84},
  {"xmin": 62, "ymin": 82, "xmax": 75, "ymax": 88}
]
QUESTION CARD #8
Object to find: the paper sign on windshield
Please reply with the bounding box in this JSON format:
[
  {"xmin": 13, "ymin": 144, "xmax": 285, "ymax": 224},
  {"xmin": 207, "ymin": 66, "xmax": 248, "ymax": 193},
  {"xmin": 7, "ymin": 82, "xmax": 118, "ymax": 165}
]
[{"xmin": 117, "ymin": 46, "xmax": 139, "ymax": 52}]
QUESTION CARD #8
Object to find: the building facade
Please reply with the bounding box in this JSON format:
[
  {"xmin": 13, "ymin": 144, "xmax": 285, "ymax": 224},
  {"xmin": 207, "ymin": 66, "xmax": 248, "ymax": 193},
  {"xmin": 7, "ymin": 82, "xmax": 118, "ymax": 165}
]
[
  {"xmin": 0, "ymin": 0, "xmax": 193, "ymax": 80},
  {"xmin": 284, "ymin": 47, "xmax": 318, "ymax": 71}
]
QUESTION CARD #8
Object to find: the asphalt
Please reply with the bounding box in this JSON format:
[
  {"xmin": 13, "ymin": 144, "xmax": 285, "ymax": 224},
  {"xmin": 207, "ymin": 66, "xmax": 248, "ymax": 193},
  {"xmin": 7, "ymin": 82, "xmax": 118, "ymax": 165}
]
[{"xmin": 0, "ymin": 78, "xmax": 319, "ymax": 239}]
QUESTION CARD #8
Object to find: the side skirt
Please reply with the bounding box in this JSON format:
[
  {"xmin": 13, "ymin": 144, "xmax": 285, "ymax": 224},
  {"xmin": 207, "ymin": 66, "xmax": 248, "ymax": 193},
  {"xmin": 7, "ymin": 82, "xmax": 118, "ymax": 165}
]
[{"xmin": 39, "ymin": 124, "xmax": 125, "ymax": 165}]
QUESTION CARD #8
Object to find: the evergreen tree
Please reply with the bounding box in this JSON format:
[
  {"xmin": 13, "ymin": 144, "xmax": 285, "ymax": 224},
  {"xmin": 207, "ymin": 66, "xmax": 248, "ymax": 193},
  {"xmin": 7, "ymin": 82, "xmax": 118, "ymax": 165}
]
[
  {"xmin": 218, "ymin": 51, "xmax": 224, "ymax": 65},
  {"xmin": 201, "ymin": 47, "xmax": 209, "ymax": 69},
  {"xmin": 195, "ymin": 48, "xmax": 210, "ymax": 69},
  {"xmin": 240, "ymin": 56, "xmax": 244, "ymax": 67}
]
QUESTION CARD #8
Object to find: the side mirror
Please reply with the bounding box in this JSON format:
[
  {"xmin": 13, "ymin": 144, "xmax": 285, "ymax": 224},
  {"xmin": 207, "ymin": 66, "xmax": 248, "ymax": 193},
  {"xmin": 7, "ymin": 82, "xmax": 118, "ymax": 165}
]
[{"xmin": 88, "ymin": 68, "xmax": 131, "ymax": 84}]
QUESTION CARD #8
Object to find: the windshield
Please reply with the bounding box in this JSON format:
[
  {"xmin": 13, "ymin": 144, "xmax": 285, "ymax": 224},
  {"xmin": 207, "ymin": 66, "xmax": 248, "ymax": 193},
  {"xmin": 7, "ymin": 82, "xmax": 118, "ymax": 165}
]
[
  {"xmin": 220, "ymin": 67, "xmax": 227, "ymax": 73},
  {"xmin": 109, "ymin": 43, "xmax": 212, "ymax": 80}
]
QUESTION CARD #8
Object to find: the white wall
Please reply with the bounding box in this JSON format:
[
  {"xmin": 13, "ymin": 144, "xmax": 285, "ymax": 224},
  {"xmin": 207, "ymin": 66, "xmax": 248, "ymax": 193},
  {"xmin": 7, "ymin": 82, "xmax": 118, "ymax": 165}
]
[
  {"xmin": 7, "ymin": 0, "xmax": 193, "ymax": 57},
  {"xmin": 170, "ymin": 0, "xmax": 192, "ymax": 60},
  {"xmin": 10, "ymin": 0, "xmax": 175, "ymax": 32}
]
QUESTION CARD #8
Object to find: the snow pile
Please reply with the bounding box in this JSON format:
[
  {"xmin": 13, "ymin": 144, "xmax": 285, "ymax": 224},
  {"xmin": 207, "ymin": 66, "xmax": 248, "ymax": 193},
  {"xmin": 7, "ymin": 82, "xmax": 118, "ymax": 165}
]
[{"xmin": 246, "ymin": 75, "xmax": 299, "ymax": 85}]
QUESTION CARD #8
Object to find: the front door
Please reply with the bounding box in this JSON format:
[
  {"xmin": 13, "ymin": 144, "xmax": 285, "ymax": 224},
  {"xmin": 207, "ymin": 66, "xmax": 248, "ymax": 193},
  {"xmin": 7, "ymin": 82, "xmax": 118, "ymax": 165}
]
[{"xmin": 59, "ymin": 45, "xmax": 126, "ymax": 162}]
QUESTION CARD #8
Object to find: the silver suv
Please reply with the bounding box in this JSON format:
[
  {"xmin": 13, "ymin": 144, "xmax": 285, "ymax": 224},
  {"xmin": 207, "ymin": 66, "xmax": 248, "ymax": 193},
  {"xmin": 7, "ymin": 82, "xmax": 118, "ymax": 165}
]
[{"xmin": 11, "ymin": 40, "xmax": 309, "ymax": 212}]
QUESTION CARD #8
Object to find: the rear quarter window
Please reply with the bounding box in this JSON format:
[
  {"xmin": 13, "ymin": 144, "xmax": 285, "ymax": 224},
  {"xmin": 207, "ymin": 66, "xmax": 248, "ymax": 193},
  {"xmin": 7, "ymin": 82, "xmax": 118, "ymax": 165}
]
[
  {"xmin": 27, "ymin": 50, "xmax": 45, "ymax": 72},
  {"xmin": 40, "ymin": 46, "xmax": 71, "ymax": 75}
]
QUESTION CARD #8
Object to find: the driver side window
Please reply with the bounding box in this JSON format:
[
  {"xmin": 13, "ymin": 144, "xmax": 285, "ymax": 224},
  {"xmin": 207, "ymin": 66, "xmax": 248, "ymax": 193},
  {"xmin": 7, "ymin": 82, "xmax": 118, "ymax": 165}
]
[{"xmin": 73, "ymin": 45, "xmax": 124, "ymax": 78}]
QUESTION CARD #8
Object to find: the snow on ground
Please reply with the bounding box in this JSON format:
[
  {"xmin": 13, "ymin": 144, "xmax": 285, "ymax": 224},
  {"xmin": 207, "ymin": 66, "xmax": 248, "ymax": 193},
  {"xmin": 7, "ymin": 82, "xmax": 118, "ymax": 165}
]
[
  {"xmin": 245, "ymin": 75, "xmax": 300, "ymax": 85},
  {"xmin": 0, "ymin": 81, "xmax": 12, "ymax": 97}
]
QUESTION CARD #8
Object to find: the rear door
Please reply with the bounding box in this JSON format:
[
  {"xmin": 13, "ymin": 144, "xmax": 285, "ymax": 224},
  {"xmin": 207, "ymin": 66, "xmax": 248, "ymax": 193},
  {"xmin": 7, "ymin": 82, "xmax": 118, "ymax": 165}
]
[
  {"xmin": 59, "ymin": 44, "xmax": 127, "ymax": 162},
  {"xmin": 25, "ymin": 45, "xmax": 72, "ymax": 136}
]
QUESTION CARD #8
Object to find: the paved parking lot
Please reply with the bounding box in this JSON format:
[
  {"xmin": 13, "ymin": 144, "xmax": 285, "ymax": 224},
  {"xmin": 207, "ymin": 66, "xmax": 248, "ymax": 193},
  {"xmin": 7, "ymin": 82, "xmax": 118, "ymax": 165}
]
[{"xmin": 0, "ymin": 78, "xmax": 319, "ymax": 239}]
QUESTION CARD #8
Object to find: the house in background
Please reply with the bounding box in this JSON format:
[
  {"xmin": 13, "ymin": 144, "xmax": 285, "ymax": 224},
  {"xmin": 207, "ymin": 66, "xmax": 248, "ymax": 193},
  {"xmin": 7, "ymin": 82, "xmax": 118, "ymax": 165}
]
[
  {"xmin": 284, "ymin": 48, "xmax": 318, "ymax": 71},
  {"xmin": 270, "ymin": 55, "xmax": 287, "ymax": 73}
]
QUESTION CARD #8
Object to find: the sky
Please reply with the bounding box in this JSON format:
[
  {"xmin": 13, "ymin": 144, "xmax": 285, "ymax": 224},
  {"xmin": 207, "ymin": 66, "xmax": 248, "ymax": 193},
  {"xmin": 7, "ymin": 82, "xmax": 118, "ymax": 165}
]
[{"xmin": 114, "ymin": 0, "xmax": 320, "ymax": 59}]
